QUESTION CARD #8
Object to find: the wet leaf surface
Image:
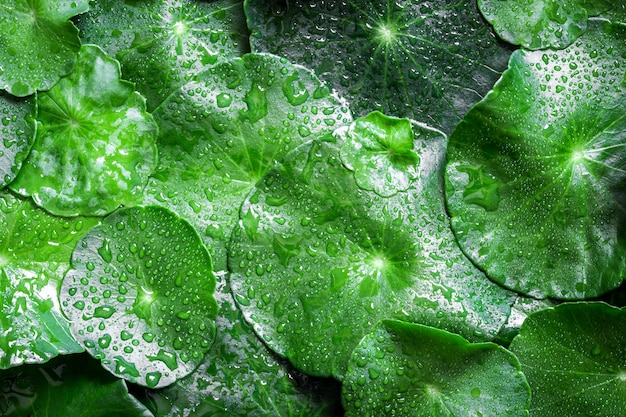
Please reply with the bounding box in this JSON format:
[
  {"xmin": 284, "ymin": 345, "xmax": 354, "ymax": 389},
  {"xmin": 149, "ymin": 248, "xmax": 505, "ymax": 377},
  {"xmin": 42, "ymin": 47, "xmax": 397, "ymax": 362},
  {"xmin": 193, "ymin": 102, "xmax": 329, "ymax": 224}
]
[{"xmin": 0, "ymin": 92, "xmax": 35, "ymax": 188}]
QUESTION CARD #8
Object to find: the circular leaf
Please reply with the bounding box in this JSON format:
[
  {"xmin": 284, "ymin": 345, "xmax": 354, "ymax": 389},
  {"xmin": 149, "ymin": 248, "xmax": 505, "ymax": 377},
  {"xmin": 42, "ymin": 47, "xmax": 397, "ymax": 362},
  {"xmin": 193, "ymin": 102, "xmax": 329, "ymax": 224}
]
[
  {"xmin": 342, "ymin": 320, "xmax": 530, "ymax": 417},
  {"xmin": 143, "ymin": 53, "xmax": 352, "ymax": 271},
  {"xmin": 445, "ymin": 21, "xmax": 626, "ymax": 299},
  {"xmin": 60, "ymin": 206, "xmax": 218, "ymax": 388},
  {"xmin": 228, "ymin": 117, "xmax": 516, "ymax": 378},
  {"xmin": 509, "ymin": 302, "xmax": 626, "ymax": 416},
  {"xmin": 0, "ymin": 92, "xmax": 36, "ymax": 188},
  {"xmin": 10, "ymin": 45, "xmax": 158, "ymax": 217},
  {"xmin": 0, "ymin": 0, "xmax": 89, "ymax": 96}
]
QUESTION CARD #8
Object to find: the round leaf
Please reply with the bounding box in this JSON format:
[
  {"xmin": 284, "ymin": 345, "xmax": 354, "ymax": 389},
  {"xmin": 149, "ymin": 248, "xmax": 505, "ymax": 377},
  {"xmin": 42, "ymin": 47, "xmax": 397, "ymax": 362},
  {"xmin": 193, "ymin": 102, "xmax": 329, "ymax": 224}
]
[
  {"xmin": 60, "ymin": 206, "xmax": 218, "ymax": 388},
  {"xmin": 342, "ymin": 320, "xmax": 530, "ymax": 417},
  {"xmin": 0, "ymin": 92, "xmax": 35, "ymax": 188},
  {"xmin": 0, "ymin": 0, "xmax": 89, "ymax": 96},
  {"xmin": 246, "ymin": 0, "xmax": 513, "ymax": 134},
  {"xmin": 445, "ymin": 21, "xmax": 626, "ymax": 299},
  {"xmin": 509, "ymin": 302, "xmax": 626, "ymax": 416},
  {"xmin": 228, "ymin": 117, "xmax": 516, "ymax": 378},
  {"xmin": 76, "ymin": 0, "xmax": 249, "ymax": 111},
  {"xmin": 9, "ymin": 45, "xmax": 158, "ymax": 217},
  {"xmin": 0, "ymin": 191, "xmax": 99, "ymax": 369},
  {"xmin": 142, "ymin": 53, "xmax": 352, "ymax": 271}
]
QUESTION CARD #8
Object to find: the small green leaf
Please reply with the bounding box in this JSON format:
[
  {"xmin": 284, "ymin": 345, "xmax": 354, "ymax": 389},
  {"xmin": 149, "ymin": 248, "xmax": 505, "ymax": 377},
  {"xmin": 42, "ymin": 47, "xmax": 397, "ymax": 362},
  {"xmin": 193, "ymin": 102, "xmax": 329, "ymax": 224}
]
[
  {"xmin": 342, "ymin": 320, "xmax": 530, "ymax": 417},
  {"xmin": 340, "ymin": 111, "xmax": 423, "ymax": 197},
  {"xmin": 0, "ymin": 92, "xmax": 35, "ymax": 188},
  {"xmin": 0, "ymin": 0, "xmax": 89, "ymax": 96},
  {"xmin": 0, "ymin": 191, "xmax": 99, "ymax": 369},
  {"xmin": 142, "ymin": 53, "xmax": 352, "ymax": 271},
  {"xmin": 0, "ymin": 353, "xmax": 153, "ymax": 417},
  {"xmin": 60, "ymin": 206, "xmax": 218, "ymax": 388},
  {"xmin": 10, "ymin": 45, "xmax": 158, "ymax": 217},
  {"xmin": 445, "ymin": 21, "xmax": 626, "ymax": 299},
  {"xmin": 509, "ymin": 302, "xmax": 626, "ymax": 416},
  {"xmin": 246, "ymin": 0, "xmax": 513, "ymax": 133},
  {"xmin": 76, "ymin": 0, "xmax": 249, "ymax": 111}
]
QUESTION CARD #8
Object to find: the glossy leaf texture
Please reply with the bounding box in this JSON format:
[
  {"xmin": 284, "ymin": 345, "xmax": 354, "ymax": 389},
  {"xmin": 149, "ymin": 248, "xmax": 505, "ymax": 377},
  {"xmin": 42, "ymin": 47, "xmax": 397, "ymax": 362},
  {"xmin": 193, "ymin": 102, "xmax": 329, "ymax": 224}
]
[
  {"xmin": 9, "ymin": 45, "xmax": 158, "ymax": 217},
  {"xmin": 0, "ymin": 191, "xmax": 99, "ymax": 369},
  {"xmin": 479, "ymin": 0, "xmax": 626, "ymax": 50},
  {"xmin": 0, "ymin": 353, "xmax": 153, "ymax": 417},
  {"xmin": 135, "ymin": 273, "xmax": 343, "ymax": 417},
  {"xmin": 142, "ymin": 53, "xmax": 352, "ymax": 271},
  {"xmin": 0, "ymin": 92, "xmax": 35, "ymax": 188},
  {"xmin": 445, "ymin": 20, "xmax": 626, "ymax": 299},
  {"xmin": 76, "ymin": 0, "xmax": 249, "ymax": 111},
  {"xmin": 509, "ymin": 302, "xmax": 626, "ymax": 416},
  {"xmin": 60, "ymin": 206, "xmax": 218, "ymax": 388},
  {"xmin": 342, "ymin": 319, "xmax": 530, "ymax": 417},
  {"xmin": 245, "ymin": 0, "xmax": 514, "ymax": 134},
  {"xmin": 228, "ymin": 116, "xmax": 516, "ymax": 379},
  {"xmin": 0, "ymin": 0, "xmax": 89, "ymax": 96}
]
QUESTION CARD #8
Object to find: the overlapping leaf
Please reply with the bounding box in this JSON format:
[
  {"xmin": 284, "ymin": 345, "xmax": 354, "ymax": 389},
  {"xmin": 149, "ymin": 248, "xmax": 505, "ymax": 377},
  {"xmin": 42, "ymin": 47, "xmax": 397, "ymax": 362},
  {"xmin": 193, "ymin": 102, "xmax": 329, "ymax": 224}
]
[
  {"xmin": 0, "ymin": 92, "xmax": 35, "ymax": 188},
  {"xmin": 60, "ymin": 206, "xmax": 218, "ymax": 388},
  {"xmin": 445, "ymin": 21, "xmax": 626, "ymax": 299},
  {"xmin": 228, "ymin": 114, "xmax": 516, "ymax": 378},
  {"xmin": 246, "ymin": 0, "xmax": 514, "ymax": 133}
]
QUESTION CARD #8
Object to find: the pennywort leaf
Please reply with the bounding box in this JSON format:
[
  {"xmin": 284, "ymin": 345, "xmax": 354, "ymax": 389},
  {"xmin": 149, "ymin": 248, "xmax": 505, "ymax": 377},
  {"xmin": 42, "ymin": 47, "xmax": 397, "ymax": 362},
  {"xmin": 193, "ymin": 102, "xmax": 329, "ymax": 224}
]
[
  {"xmin": 60, "ymin": 206, "xmax": 218, "ymax": 388},
  {"xmin": 0, "ymin": 92, "xmax": 35, "ymax": 188},
  {"xmin": 9, "ymin": 45, "xmax": 158, "ymax": 217},
  {"xmin": 342, "ymin": 320, "xmax": 530, "ymax": 417},
  {"xmin": 0, "ymin": 0, "xmax": 89, "ymax": 96},
  {"xmin": 445, "ymin": 20, "xmax": 626, "ymax": 299},
  {"xmin": 509, "ymin": 302, "xmax": 626, "ymax": 416}
]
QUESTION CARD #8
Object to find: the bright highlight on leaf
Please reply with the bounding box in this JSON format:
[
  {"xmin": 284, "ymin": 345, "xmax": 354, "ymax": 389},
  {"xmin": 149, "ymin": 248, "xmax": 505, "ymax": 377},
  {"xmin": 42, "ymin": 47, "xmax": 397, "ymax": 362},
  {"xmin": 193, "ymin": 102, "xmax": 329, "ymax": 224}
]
[
  {"xmin": 342, "ymin": 320, "xmax": 531, "ymax": 417},
  {"xmin": 445, "ymin": 21, "xmax": 626, "ymax": 299},
  {"xmin": 60, "ymin": 206, "xmax": 218, "ymax": 388},
  {"xmin": 9, "ymin": 45, "xmax": 158, "ymax": 217},
  {"xmin": 0, "ymin": 0, "xmax": 89, "ymax": 96}
]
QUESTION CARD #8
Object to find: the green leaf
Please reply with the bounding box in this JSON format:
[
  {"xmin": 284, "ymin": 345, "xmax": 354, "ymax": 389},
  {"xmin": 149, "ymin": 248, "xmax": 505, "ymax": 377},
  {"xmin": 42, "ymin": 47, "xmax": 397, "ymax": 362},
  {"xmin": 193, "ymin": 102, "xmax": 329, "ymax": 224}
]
[
  {"xmin": 0, "ymin": 0, "xmax": 89, "ymax": 96},
  {"xmin": 0, "ymin": 191, "xmax": 99, "ymax": 369},
  {"xmin": 509, "ymin": 302, "xmax": 626, "ymax": 416},
  {"xmin": 9, "ymin": 45, "xmax": 158, "ymax": 217},
  {"xmin": 142, "ymin": 53, "xmax": 352, "ymax": 271},
  {"xmin": 0, "ymin": 353, "xmax": 153, "ymax": 417},
  {"xmin": 342, "ymin": 320, "xmax": 530, "ymax": 417},
  {"xmin": 228, "ymin": 116, "xmax": 516, "ymax": 378},
  {"xmin": 245, "ymin": 0, "xmax": 513, "ymax": 134},
  {"xmin": 59, "ymin": 206, "xmax": 218, "ymax": 388},
  {"xmin": 76, "ymin": 0, "xmax": 249, "ymax": 111},
  {"xmin": 340, "ymin": 111, "xmax": 421, "ymax": 197},
  {"xmin": 445, "ymin": 21, "xmax": 626, "ymax": 299},
  {"xmin": 479, "ymin": 0, "xmax": 626, "ymax": 50},
  {"xmin": 0, "ymin": 92, "xmax": 35, "ymax": 188},
  {"xmin": 134, "ymin": 274, "xmax": 343, "ymax": 417}
]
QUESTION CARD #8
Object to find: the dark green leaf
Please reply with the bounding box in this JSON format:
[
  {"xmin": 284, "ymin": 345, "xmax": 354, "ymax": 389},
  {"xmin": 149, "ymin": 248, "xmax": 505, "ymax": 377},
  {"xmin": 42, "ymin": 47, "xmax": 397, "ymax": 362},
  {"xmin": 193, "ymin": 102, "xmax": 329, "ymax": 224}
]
[
  {"xmin": 509, "ymin": 302, "xmax": 626, "ymax": 416},
  {"xmin": 60, "ymin": 206, "xmax": 218, "ymax": 388},
  {"xmin": 343, "ymin": 319, "xmax": 530, "ymax": 416},
  {"xmin": 445, "ymin": 21, "xmax": 626, "ymax": 299},
  {"xmin": 0, "ymin": 92, "xmax": 35, "ymax": 188},
  {"xmin": 9, "ymin": 45, "xmax": 158, "ymax": 217},
  {"xmin": 245, "ymin": 0, "xmax": 513, "ymax": 134}
]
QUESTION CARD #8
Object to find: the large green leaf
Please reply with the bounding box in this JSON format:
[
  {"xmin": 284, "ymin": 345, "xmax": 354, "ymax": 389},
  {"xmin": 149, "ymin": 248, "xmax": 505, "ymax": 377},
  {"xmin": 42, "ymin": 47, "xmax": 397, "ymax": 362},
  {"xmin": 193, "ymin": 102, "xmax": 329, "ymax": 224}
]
[
  {"xmin": 342, "ymin": 319, "xmax": 530, "ymax": 416},
  {"xmin": 0, "ymin": 191, "xmax": 99, "ymax": 369},
  {"xmin": 479, "ymin": 0, "xmax": 626, "ymax": 49},
  {"xmin": 0, "ymin": 353, "xmax": 152, "ymax": 417},
  {"xmin": 0, "ymin": 92, "xmax": 35, "ymax": 188},
  {"xmin": 245, "ymin": 0, "xmax": 514, "ymax": 134},
  {"xmin": 142, "ymin": 53, "xmax": 352, "ymax": 271},
  {"xmin": 76, "ymin": 0, "xmax": 248, "ymax": 111},
  {"xmin": 228, "ymin": 114, "xmax": 516, "ymax": 378},
  {"xmin": 135, "ymin": 274, "xmax": 343, "ymax": 417},
  {"xmin": 0, "ymin": 0, "xmax": 89, "ymax": 96},
  {"xmin": 10, "ymin": 45, "xmax": 158, "ymax": 217},
  {"xmin": 509, "ymin": 302, "xmax": 626, "ymax": 416},
  {"xmin": 445, "ymin": 21, "xmax": 626, "ymax": 299},
  {"xmin": 59, "ymin": 206, "xmax": 218, "ymax": 388}
]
